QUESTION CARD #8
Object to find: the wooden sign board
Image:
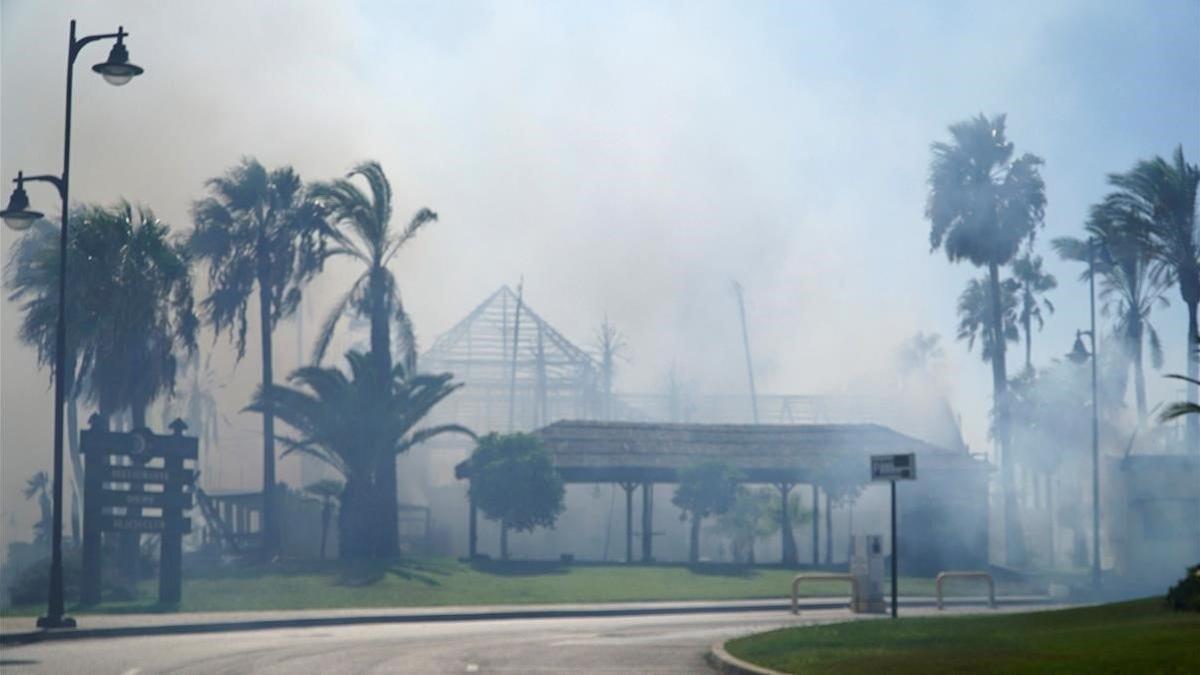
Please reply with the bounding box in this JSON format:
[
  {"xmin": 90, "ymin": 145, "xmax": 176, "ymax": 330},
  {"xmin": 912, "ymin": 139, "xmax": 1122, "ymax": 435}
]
[
  {"xmin": 97, "ymin": 465, "xmax": 195, "ymax": 485},
  {"xmin": 81, "ymin": 417, "xmax": 198, "ymax": 607},
  {"xmin": 99, "ymin": 515, "xmax": 192, "ymax": 533},
  {"xmin": 99, "ymin": 490, "xmax": 193, "ymax": 510}
]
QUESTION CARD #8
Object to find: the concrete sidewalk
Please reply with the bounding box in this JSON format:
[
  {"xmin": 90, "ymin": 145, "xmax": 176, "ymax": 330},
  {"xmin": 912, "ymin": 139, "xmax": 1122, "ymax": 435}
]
[{"xmin": 0, "ymin": 595, "xmax": 1050, "ymax": 645}]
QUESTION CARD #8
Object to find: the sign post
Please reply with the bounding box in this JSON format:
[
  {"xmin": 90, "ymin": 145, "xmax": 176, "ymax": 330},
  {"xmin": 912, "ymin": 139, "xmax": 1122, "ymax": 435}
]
[
  {"xmin": 871, "ymin": 453, "xmax": 916, "ymax": 618},
  {"xmin": 80, "ymin": 416, "xmax": 197, "ymax": 606}
]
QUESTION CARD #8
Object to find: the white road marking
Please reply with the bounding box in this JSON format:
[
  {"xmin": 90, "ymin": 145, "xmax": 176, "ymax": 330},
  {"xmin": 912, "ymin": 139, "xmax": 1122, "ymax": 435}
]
[
  {"xmin": 465, "ymin": 663, "xmax": 479, "ymax": 672},
  {"xmin": 120, "ymin": 669, "xmax": 143, "ymax": 675}
]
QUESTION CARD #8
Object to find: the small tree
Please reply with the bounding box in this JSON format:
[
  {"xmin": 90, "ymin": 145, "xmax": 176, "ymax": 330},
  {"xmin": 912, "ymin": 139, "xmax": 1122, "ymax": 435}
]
[
  {"xmin": 673, "ymin": 462, "xmax": 742, "ymax": 563},
  {"xmin": 713, "ymin": 487, "xmax": 776, "ymax": 564},
  {"xmin": 469, "ymin": 433, "xmax": 565, "ymax": 560}
]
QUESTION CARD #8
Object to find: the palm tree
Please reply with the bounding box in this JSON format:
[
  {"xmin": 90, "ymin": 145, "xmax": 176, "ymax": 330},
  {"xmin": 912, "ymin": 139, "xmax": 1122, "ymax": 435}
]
[
  {"xmin": 77, "ymin": 203, "xmax": 198, "ymax": 428},
  {"xmin": 304, "ymin": 478, "xmax": 344, "ymax": 560},
  {"xmin": 1011, "ymin": 253, "xmax": 1056, "ymax": 373},
  {"xmin": 957, "ymin": 275, "xmax": 1020, "ymax": 365},
  {"xmin": 190, "ymin": 158, "xmax": 328, "ymax": 557},
  {"xmin": 1106, "ymin": 147, "xmax": 1200, "ymax": 451},
  {"xmin": 7, "ymin": 217, "xmax": 88, "ymax": 542},
  {"xmin": 1053, "ymin": 201, "xmax": 1171, "ymax": 422},
  {"xmin": 308, "ymin": 161, "xmax": 437, "ymax": 556},
  {"xmin": 927, "ymin": 113, "xmax": 1046, "ymax": 563},
  {"xmin": 247, "ymin": 351, "xmax": 471, "ymax": 559},
  {"xmin": 7, "ymin": 204, "xmax": 198, "ymax": 541}
]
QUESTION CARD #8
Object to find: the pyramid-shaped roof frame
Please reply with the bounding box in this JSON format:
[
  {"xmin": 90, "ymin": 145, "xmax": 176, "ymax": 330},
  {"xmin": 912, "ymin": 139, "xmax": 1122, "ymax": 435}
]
[{"xmin": 421, "ymin": 285, "xmax": 598, "ymax": 388}]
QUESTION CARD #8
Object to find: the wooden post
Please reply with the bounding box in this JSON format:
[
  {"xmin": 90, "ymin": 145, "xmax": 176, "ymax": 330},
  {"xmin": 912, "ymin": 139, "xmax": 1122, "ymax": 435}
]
[
  {"xmin": 812, "ymin": 485, "xmax": 820, "ymax": 566},
  {"xmin": 824, "ymin": 490, "xmax": 833, "ymax": 565},
  {"xmin": 80, "ymin": 446, "xmax": 103, "ymax": 605},
  {"xmin": 778, "ymin": 482, "xmax": 796, "ymax": 566},
  {"xmin": 159, "ymin": 442, "xmax": 184, "ymax": 605},
  {"xmin": 621, "ymin": 482, "xmax": 637, "ymax": 563},
  {"xmin": 641, "ymin": 482, "xmax": 653, "ymax": 562}
]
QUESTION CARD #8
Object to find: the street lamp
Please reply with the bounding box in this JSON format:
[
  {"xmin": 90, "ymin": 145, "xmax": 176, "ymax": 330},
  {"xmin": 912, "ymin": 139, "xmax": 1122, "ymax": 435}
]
[
  {"xmin": 1063, "ymin": 238, "xmax": 1102, "ymax": 594},
  {"xmin": 2, "ymin": 19, "xmax": 145, "ymax": 630}
]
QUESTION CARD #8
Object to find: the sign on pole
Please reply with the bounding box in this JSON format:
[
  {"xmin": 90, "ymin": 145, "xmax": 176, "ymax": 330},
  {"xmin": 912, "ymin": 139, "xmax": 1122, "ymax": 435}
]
[
  {"xmin": 870, "ymin": 453, "xmax": 917, "ymax": 619},
  {"xmin": 871, "ymin": 453, "xmax": 917, "ymax": 481}
]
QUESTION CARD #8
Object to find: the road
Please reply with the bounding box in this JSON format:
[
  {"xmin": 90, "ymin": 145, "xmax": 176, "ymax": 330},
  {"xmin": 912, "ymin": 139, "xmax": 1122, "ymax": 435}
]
[{"xmin": 0, "ymin": 604, "xmax": 1048, "ymax": 674}]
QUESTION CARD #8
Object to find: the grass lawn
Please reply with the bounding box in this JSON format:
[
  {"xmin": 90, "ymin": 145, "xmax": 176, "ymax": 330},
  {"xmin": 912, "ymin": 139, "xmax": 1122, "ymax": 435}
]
[
  {"xmin": 726, "ymin": 598, "xmax": 1200, "ymax": 674},
  {"xmin": 0, "ymin": 557, "xmax": 1035, "ymax": 616}
]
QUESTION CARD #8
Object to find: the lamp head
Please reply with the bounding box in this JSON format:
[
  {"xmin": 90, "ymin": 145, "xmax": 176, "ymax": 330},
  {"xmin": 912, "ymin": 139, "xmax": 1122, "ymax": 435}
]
[
  {"xmin": 1, "ymin": 173, "xmax": 44, "ymax": 231},
  {"xmin": 92, "ymin": 27, "xmax": 144, "ymax": 86}
]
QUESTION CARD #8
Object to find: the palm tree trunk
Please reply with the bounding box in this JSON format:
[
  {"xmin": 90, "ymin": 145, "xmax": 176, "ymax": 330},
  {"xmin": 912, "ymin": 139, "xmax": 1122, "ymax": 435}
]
[
  {"xmin": 1131, "ymin": 317, "xmax": 1147, "ymax": 422},
  {"xmin": 1188, "ymin": 300, "xmax": 1199, "ymax": 455},
  {"xmin": 689, "ymin": 512, "xmax": 701, "ymax": 563},
  {"xmin": 369, "ymin": 268, "xmax": 399, "ymax": 558},
  {"xmin": 987, "ymin": 262, "xmax": 1021, "ymax": 566},
  {"xmin": 338, "ymin": 476, "xmax": 371, "ymax": 559},
  {"xmin": 1024, "ymin": 307, "xmax": 1033, "ymax": 372},
  {"xmin": 257, "ymin": 273, "xmax": 279, "ymax": 560}
]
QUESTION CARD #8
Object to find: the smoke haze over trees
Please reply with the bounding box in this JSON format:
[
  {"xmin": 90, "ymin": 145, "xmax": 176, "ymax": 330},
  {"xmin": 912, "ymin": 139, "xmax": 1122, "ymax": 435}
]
[{"xmin": 1, "ymin": 1, "xmax": 1197, "ymax": 561}]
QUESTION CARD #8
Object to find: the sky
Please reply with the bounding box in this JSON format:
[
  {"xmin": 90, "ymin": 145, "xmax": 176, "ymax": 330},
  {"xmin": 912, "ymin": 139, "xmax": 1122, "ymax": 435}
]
[{"xmin": 1, "ymin": 0, "xmax": 1198, "ymax": 547}]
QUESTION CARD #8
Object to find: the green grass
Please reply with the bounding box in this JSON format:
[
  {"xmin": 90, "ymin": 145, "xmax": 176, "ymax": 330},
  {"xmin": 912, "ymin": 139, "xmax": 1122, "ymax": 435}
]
[
  {"xmin": 0, "ymin": 557, "xmax": 1034, "ymax": 616},
  {"xmin": 726, "ymin": 598, "xmax": 1200, "ymax": 674}
]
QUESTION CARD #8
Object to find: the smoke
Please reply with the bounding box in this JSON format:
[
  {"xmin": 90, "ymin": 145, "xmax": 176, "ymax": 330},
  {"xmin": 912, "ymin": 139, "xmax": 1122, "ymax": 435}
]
[{"xmin": 2, "ymin": 0, "xmax": 1198, "ymax": 581}]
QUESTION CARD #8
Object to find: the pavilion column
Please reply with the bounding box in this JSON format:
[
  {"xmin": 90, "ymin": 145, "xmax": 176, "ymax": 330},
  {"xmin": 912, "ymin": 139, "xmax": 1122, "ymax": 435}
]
[
  {"xmin": 778, "ymin": 482, "xmax": 797, "ymax": 566},
  {"xmin": 812, "ymin": 485, "xmax": 820, "ymax": 566},
  {"xmin": 824, "ymin": 490, "xmax": 833, "ymax": 565},
  {"xmin": 641, "ymin": 482, "xmax": 654, "ymax": 562},
  {"xmin": 621, "ymin": 482, "xmax": 637, "ymax": 564},
  {"xmin": 468, "ymin": 480, "xmax": 478, "ymax": 559}
]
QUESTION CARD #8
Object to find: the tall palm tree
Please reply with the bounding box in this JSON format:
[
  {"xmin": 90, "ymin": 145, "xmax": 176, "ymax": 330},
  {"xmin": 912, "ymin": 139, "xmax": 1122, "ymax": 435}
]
[
  {"xmin": 190, "ymin": 158, "xmax": 328, "ymax": 557},
  {"xmin": 76, "ymin": 203, "xmax": 199, "ymax": 427},
  {"xmin": 7, "ymin": 216, "xmax": 88, "ymax": 542},
  {"xmin": 1011, "ymin": 253, "xmax": 1056, "ymax": 373},
  {"xmin": 927, "ymin": 113, "xmax": 1046, "ymax": 563},
  {"xmin": 247, "ymin": 351, "xmax": 471, "ymax": 559},
  {"xmin": 1053, "ymin": 201, "xmax": 1171, "ymax": 422},
  {"xmin": 308, "ymin": 161, "xmax": 437, "ymax": 556},
  {"xmin": 7, "ymin": 204, "xmax": 198, "ymax": 539},
  {"xmin": 1106, "ymin": 147, "xmax": 1200, "ymax": 452},
  {"xmin": 957, "ymin": 275, "xmax": 1020, "ymax": 365}
]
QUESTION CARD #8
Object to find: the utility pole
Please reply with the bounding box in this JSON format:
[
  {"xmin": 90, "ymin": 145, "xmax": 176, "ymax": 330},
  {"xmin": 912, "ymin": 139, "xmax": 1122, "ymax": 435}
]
[{"xmin": 732, "ymin": 281, "xmax": 759, "ymax": 423}]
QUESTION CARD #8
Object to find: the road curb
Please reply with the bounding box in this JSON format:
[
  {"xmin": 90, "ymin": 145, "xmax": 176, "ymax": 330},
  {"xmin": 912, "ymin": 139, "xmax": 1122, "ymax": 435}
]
[{"xmin": 707, "ymin": 639, "xmax": 786, "ymax": 675}]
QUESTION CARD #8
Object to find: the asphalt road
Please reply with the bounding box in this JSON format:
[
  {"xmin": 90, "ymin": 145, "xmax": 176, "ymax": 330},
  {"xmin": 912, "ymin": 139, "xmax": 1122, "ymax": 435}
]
[
  {"xmin": 0, "ymin": 603, "xmax": 1054, "ymax": 674},
  {"xmin": 0, "ymin": 608, "xmax": 844, "ymax": 674}
]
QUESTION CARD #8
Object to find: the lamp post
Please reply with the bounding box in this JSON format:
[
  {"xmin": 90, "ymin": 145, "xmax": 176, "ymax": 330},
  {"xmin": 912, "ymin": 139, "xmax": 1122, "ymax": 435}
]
[
  {"xmin": 1065, "ymin": 238, "xmax": 1101, "ymax": 593},
  {"xmin": 0, "ymin": 20, "xmax": 143, "ymax": 629}
]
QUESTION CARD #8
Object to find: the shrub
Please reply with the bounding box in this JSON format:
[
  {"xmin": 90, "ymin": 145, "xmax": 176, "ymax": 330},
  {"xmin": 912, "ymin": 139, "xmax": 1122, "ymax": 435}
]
[{"xmin": 1165, "ymin": 563, "xmax": 1200, "ymax": 612}]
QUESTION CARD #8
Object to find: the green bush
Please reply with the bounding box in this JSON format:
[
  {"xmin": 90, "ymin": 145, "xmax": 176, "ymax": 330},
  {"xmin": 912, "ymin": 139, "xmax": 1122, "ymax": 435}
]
[{"xmin": 1165, "ymin": 563, "xmax": 1200, "ymax": 612}]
